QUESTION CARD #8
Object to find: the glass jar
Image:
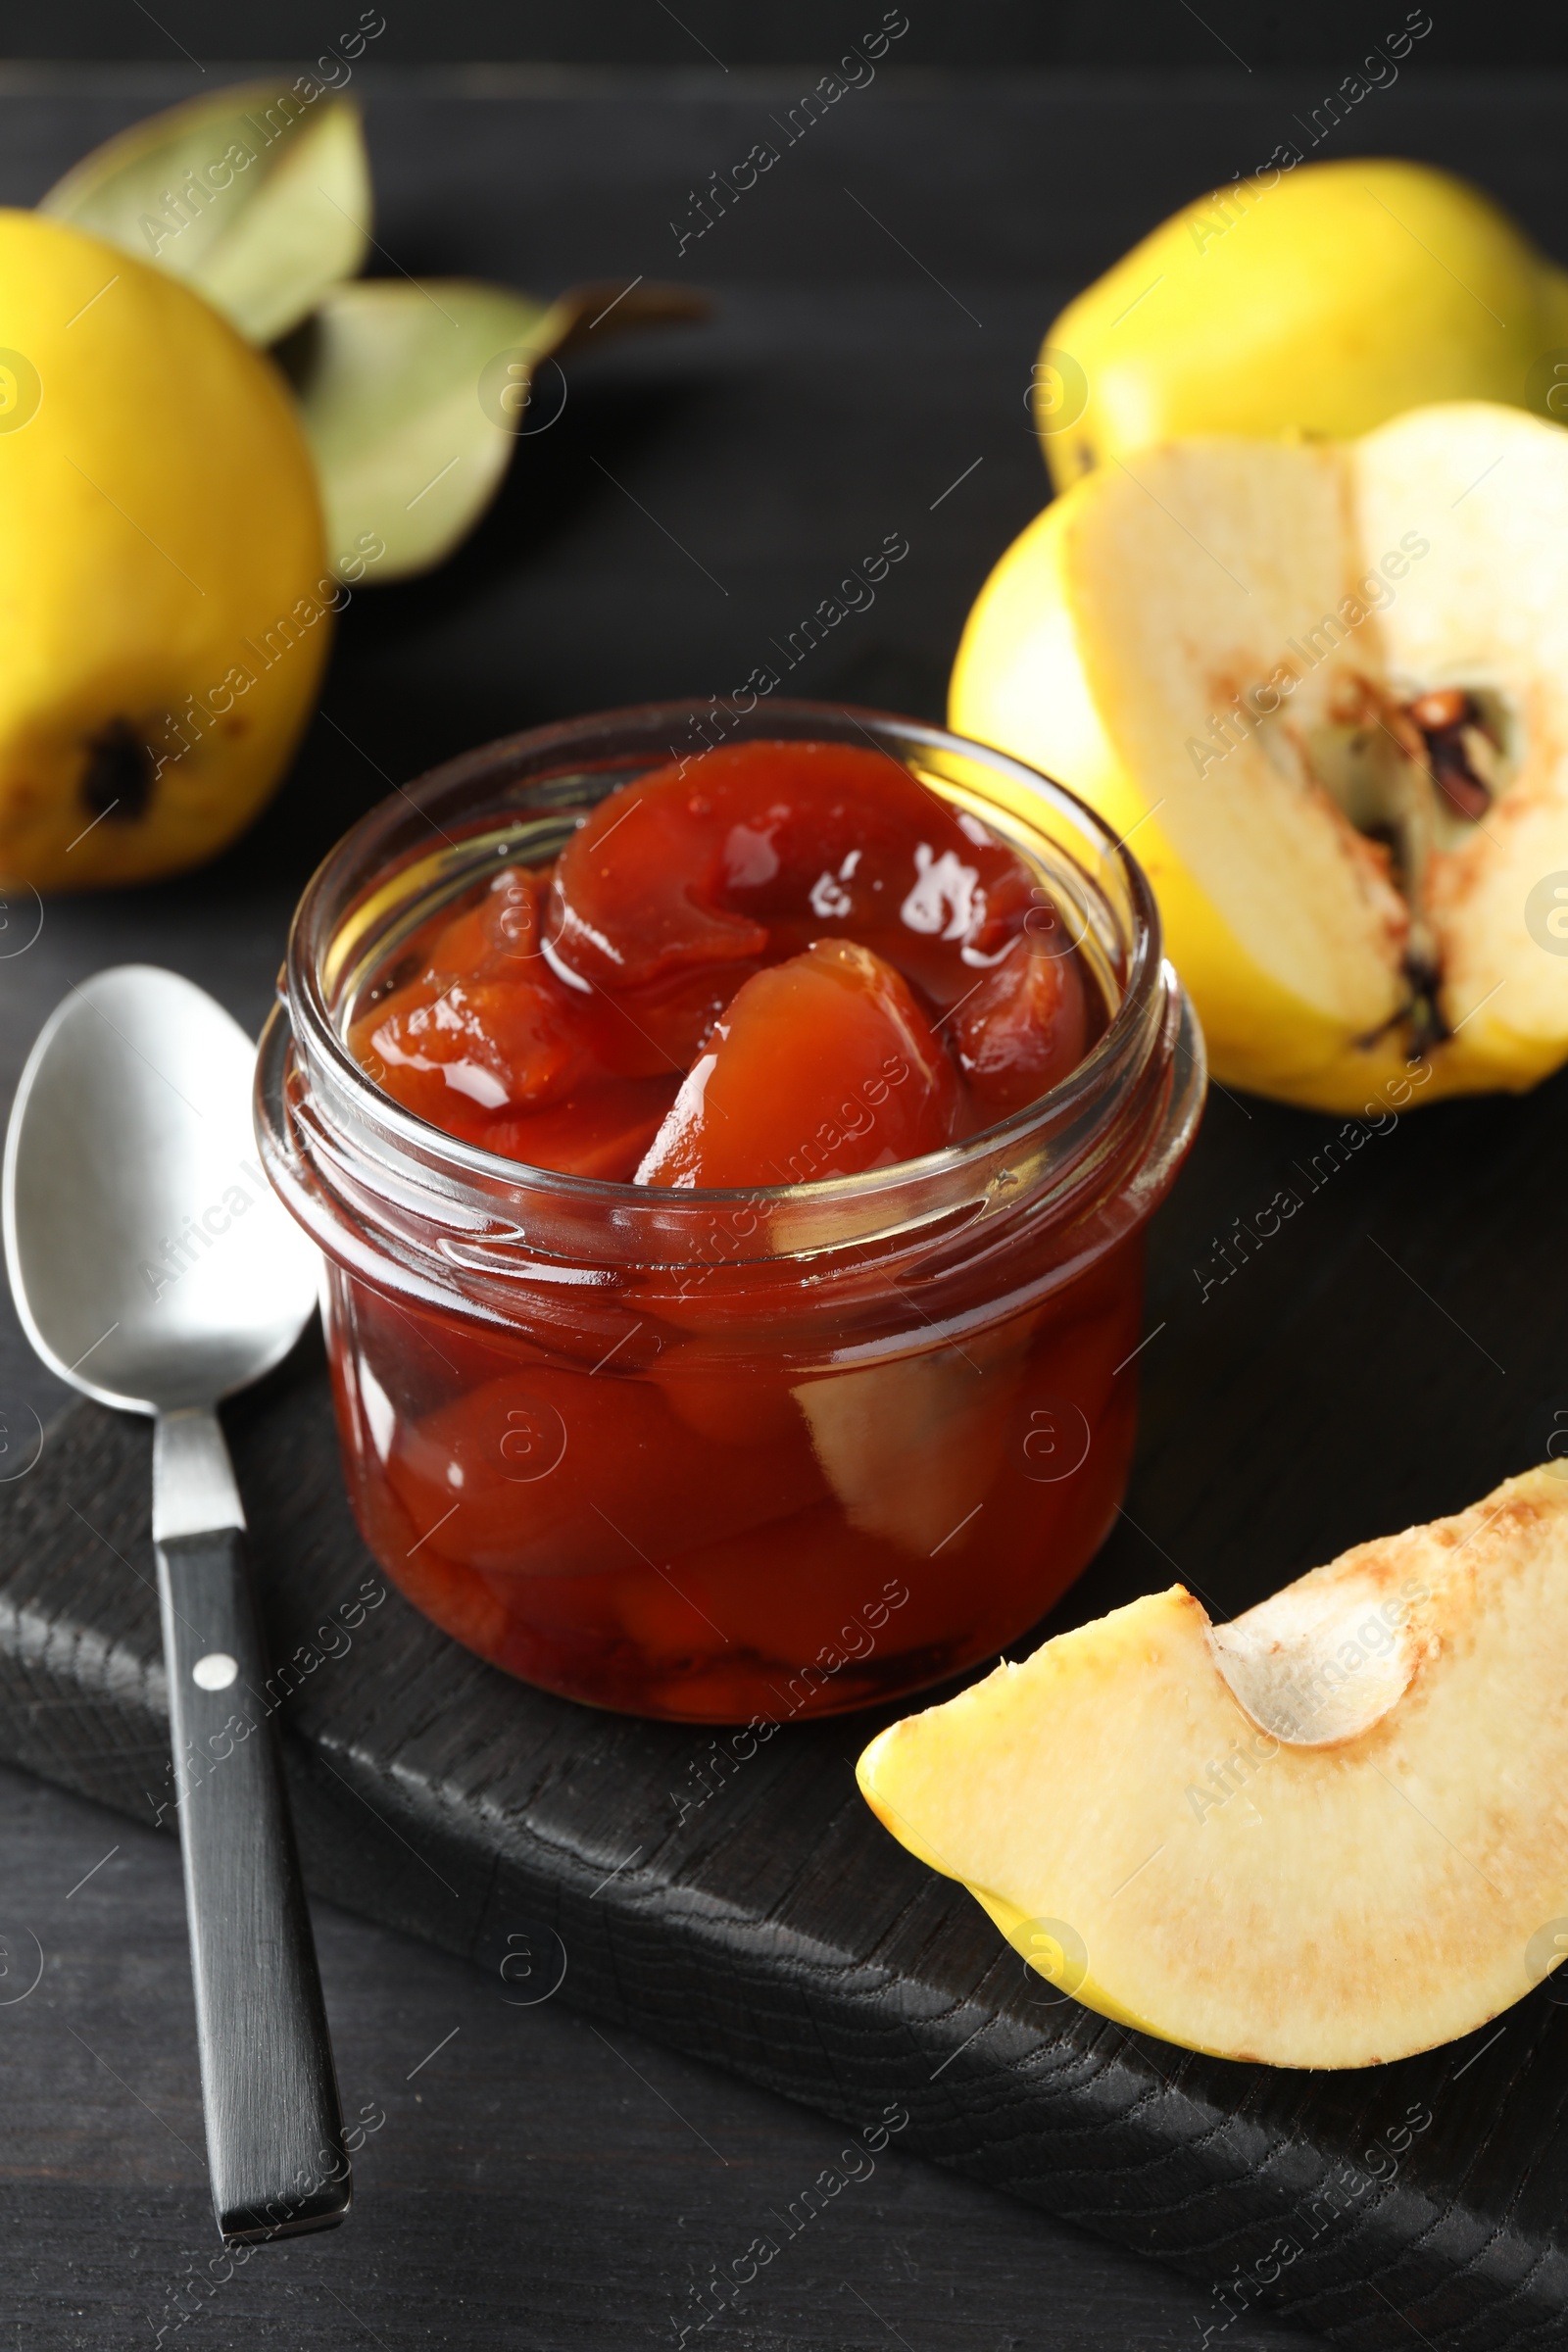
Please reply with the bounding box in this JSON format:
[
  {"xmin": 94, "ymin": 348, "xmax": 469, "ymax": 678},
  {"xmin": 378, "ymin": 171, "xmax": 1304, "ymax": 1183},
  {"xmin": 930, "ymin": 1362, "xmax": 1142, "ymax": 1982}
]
[{"xmin": 256, "ymin": 701, "xmax": 1204, "ymax": 1722}]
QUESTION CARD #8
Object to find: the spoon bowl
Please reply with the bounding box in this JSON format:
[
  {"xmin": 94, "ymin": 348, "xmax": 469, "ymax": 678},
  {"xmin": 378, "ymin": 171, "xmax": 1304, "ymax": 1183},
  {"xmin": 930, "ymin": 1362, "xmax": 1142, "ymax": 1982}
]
[{"xmin": 3, "ymin": 964, "xmax": 317, "ymax": 1413}]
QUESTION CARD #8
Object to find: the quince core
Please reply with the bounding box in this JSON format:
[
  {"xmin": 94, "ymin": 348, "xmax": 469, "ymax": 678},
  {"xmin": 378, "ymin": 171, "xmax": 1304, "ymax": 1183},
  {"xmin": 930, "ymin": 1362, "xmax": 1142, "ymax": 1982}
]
[
  {"xmin": 951, "ymin": 401, "xmax": 1568, "ymax": 1109},
  {"xmin": 858, "ymin": 1466, "xmax": 1568, "ymax": 2069}
]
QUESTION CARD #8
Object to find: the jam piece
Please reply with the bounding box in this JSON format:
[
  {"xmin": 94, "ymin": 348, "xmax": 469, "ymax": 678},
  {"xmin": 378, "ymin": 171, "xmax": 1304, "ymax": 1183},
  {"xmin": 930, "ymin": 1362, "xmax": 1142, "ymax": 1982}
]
[
  {"xmin": 333, "ymin": 1231, "xmax": 1152, "ymax": 1720},
  {"xmin": 382, "ymin": 1362, "xmax": 824, "ymax": 1580},
  {"xmin": 362, "ymin": 976, "xmax": 585, "ymax": 1125},
  {"xmin": 948, "ymin": 935, "xmax": 1092, "ymax": 1114},
  {"xmin": 636, "ymin": 940, "xmax": 967, "ymax": 1188},
  {"xmin": 484, "ymin": 1076, "xmax": 679, "ymax": 1181},
  {"xmin": 599, "ymin": 959, "xmax": 765, "ymax": 1076},
  {"xmin": 348, "ymin": 867, "xmax": 684, "ymax": 1171},
  {"xmin": 432, "ymin": 864, "xmax": 542, "ymax": 974},
  {"xmin": 549, "ymin": 739, "xmax": 1034, "ymax": 995}
]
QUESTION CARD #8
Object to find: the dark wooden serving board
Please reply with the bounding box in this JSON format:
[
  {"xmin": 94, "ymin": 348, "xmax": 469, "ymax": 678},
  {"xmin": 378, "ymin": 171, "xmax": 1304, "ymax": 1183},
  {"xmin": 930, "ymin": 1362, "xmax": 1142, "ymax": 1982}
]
[{"xmin": 5, "ymin": 1069, "xmax": 1568, "ymax": 2350}]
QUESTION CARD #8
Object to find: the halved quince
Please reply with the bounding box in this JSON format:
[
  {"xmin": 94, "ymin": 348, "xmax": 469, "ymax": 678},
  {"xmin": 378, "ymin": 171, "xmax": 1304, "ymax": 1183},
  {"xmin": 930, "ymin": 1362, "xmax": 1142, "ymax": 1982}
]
[
  {"xmin": 951, "ymin": 400, "xmax": 1568, "ymax": 1110},
  {"xmin": 858, "ymin": 1466, "xmax": 1568, "ymax": 2068}
]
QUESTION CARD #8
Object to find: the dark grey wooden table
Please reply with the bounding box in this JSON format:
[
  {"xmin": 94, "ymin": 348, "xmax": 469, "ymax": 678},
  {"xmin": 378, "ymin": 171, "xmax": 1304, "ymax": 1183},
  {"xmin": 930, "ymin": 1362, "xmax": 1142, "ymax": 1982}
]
[{"xmin": 2, "ymin": 59, "xmax": 1561, "ymax": 2350}]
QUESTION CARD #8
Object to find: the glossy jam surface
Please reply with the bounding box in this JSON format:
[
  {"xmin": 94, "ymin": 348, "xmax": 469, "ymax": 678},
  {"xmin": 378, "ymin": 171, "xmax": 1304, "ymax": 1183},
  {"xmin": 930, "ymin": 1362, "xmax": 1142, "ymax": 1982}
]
[
  {"xmin": 323, "ymin": 739, "xmax": 1148, "ymax": 1722},
  {"xmin": 348, "ymin": 741, "xmax": 1097, "ymax": 1185}
]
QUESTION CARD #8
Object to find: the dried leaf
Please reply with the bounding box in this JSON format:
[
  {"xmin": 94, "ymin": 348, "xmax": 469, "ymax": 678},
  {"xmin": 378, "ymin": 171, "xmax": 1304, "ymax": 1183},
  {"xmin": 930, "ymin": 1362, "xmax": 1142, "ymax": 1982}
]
[
  {"xmin": 280, "ymin": 276, "xmax": 711, "ymax": 581},
  {"xmin": 38, "ymin": 78, "xmax": 371, "ymax": 345}
]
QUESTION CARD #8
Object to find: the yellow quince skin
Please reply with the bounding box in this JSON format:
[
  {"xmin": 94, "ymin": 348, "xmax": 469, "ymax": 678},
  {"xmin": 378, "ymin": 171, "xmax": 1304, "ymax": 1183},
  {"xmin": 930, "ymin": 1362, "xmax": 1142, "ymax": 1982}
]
[
  {"xmin": 1037, "ymin": 157, "xmax": 1568, "ymax": 491},
  {"xmin": 0, "ymin": 209, "xmax": 330, "ymax": 894}
]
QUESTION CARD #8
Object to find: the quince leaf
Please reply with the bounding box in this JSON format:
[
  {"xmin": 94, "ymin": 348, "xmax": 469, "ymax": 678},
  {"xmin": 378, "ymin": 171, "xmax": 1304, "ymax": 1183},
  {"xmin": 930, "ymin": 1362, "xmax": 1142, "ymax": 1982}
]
[
  {"xmin": 277, "ymin": 276, "xmax": 710, "ymax": 583},
  {"xmin": 38, "ymin": 78, "xmax": 371, "ymax": 346}
]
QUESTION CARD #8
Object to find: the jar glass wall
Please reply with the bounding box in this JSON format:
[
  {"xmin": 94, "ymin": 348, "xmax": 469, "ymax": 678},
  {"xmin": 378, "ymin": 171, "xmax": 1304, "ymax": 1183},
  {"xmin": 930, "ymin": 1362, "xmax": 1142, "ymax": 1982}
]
[{"xmin": 256, "ymin": 702, "xmax": 1204, "ymax": 1721}]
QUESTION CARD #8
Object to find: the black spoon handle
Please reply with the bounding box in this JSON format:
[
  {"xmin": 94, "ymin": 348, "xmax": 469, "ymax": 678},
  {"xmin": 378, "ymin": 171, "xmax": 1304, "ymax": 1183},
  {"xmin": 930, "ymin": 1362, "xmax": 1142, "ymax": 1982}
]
[{"xmin": 157, "ymin": 1521, "xmax": 350, "ymax": 2241}]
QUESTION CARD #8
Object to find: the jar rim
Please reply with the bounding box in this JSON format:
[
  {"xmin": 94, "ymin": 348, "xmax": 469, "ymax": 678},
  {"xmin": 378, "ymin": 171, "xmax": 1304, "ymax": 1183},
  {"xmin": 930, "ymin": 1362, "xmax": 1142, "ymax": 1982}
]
[{"xmin": 277, "ymin": 698, "xmax": 1176, "ymax": 1224}]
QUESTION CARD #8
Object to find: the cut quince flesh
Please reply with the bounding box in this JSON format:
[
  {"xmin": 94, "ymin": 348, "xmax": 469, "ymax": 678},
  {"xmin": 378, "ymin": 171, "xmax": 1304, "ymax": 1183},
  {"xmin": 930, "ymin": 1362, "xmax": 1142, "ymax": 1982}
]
[
  {"xmin": 858, "ymin": 1466, "xmax": 1568, "ymax": 2068},
  {"xmin": 950, "ymin": 400, "xmax": 1568, "ymax": 1110}
]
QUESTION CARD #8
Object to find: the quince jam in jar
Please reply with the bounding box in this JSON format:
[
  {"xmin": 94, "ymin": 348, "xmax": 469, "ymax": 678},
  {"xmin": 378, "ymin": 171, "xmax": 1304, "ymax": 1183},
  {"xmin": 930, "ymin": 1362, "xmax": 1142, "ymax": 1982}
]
[{"xmin": 258, "ymin": 704, "xmax": 1203, "ymax": 1721}]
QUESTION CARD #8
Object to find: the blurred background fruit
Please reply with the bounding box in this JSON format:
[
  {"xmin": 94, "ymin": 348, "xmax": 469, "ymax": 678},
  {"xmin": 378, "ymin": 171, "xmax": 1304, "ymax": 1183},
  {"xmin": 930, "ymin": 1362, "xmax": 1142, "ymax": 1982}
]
[
  {"xmin": 0, "ymin": 210, "xmax": 328, "ymax": 892},
  {"xmin": 1033, "ymin": 158, "xmax": 1568, "ymax": 491}
]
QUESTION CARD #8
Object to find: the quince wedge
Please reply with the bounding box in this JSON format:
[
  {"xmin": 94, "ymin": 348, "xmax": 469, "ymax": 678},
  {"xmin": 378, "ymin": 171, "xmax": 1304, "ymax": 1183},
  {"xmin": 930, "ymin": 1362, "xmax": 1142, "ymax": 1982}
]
[
  {"xmin": 1037, "ymin": 158, "xmax": 1568, "ymax": 492},
  {"xmin": 0, "ymin": 209, "xmax": 328, "ymax": 894},
  {"xmin": 858, "ymin": 1466, "xmax": 1568, "ymax": 2069},
  {"xmin": 951, "ymin": 400, "xmax": 1568, "ymax": 1110}
]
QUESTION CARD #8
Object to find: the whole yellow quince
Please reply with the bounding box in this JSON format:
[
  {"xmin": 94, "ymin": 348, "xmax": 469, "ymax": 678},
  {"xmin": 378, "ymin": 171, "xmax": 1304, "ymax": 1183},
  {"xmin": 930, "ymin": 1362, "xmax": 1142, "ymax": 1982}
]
[
  {"xmin": 952, "ymin": 401, "xmax": 1568, "ymax": 1112},
  {"xmin": 0, "ymin": 210, "xmax": 329, "ymax": 893},
  {"xmin": 1037, "ymin": 158, "xmax": 1568, "ymax": 491}
]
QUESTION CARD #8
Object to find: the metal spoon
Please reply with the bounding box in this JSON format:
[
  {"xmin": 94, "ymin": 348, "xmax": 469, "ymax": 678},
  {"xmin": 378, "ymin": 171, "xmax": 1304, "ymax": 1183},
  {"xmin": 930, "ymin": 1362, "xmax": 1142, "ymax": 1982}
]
[{"xmin": 2, "ymin": 964, "xmax": 349, "ymax": 2242}]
